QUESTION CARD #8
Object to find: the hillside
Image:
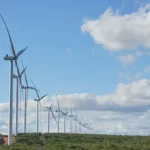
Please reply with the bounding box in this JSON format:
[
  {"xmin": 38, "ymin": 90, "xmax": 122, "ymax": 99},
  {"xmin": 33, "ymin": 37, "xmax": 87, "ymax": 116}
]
[{"xmin": 0, "ymin": 133, "xmax": 150, "ymax": 150}]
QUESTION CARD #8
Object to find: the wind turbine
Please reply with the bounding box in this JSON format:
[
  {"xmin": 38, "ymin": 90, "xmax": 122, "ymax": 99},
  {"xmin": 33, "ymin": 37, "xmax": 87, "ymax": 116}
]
[
  {"xmin": 1, "ymin": 14, "xmax": 27, "ymax": 145},
  {"xmin": 82, "ymin": 122, "xmax": 88, "ymax": 134},
  {"xmin": 21, "ymin": 63, "xmax": 39, "ymax": 133},
  {"xmin": 73, "ymin": 109, "xmax": 79, "ymax": 134},
  {"xmin": 55, "ymin": 93, "xmax": 68, "ymax": 133},
  {"xmin": 55, "ymin": 93, "xmax": 61, "ymax": 134},
  {"xmin": 78, "ymin": 121, "xmax": 82, "ymax": 134},
  {"xmin": 31, "ymin": 80, "xmax": 47, "ymax": 133},
  {"xmin": 68, "ymin": 108, "xmax": 75, "ymax": 134},
  {"xmin": 89, "ymin": 125, "xmax": 93, "ymax": 134},
  {"xmin": 61, "ymin": 108, "xmax": 68, "ymax": 133},
  {"xmin": 74, "ymin": 115, "xmax": 78, "ymax": 134},
  {"xmin": 45, "ymin": 98, "xmax": 58, "ymax": 133},
  {"xmin": 85, "ymin": 120, "xmax": 90, "ymax": 134},
  {"xmin": 87, "ymin": 123, "xmax": 93, "ymax": 134},
  {"xmin": 12, "ymin": 66, "xmax": 27, "ymax": 136}
]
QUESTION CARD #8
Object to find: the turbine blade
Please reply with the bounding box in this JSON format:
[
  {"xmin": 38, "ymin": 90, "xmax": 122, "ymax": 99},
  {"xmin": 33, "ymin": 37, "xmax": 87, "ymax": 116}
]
[
  {"xmin": 24, "ymin": 73, "xmax": 28, "ymax": 87},
  {"xmin": 50, "ymin": 96, "xmax": 56, "ymax": 108},
  {"xmin": 50, "ymin": 108, "xmax": 58, "ymax": 125},
  {"xmin": 16, "ymin": 46, "xmax": 27, "ymax": 58},
  {"xmin": 1, "ymin": 15, "xmax": 24, "ymax": 89},
  {"xmin": 0, "ymin": 14, "xmax": 24, "ymax": 94},
  {"xmin": 0, "ymin": 14, "xmax": 16, "ymax": 57},
  {"xmin": 20, "ymin": 66, "xmax": 27, "ymax": 78},
  {"xmin": 56, "ymin": 92, "xmax": 60, "ymax": 111},
  {"xmin": 15, "ymin": 61, "xmax": 24, "ymax": 93},
  {"xmin": 40, "ymin": 94, "xmax": 47, "ymax": 101},
  {"xmin": 31, "ymin": 80, "xmax": 40, "ymax": 99},
  {"xmin": 20, "ymin": 60, "xmax": 29, "ymax": 87},
  {"xmin": 0, "ymin": 14, "xmax": 23, "ymax": 93}
]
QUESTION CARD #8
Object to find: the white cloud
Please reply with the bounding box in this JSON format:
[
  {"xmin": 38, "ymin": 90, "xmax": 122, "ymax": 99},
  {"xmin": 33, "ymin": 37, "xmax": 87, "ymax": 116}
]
[
  {"xmin": 1, "ymin": 79, "xmax": 150, "ymax": 135},
  {"xmin": 146, "ymin": 51, "xmax": 150, "ymax": 55},
  {"xmin": 118, "ymin": 72, "xmax": 124, "ymax": 77},
  {"xmin": 116, "ymin": 50, "xmax": 144, "ymax": 65},
  {"xmin": 144, "ymin": 66, "xmax": 150, "ymax": 73},
  {"xmin": 28, "ymin": 78, "xmax": 150, "ymax": 117},
  {"xmin": 136, "ymin": 50, "xmax": 143, "ymax": 57},
  {"xmin": 97, "ymin": 79, "xmax": 150, "ymax": 109},
  {"xmin": 118, "ymin": 72, "xmax": 132, "ymax": 81},
  {"xmin": 116, "ymin": 54, "xmax": 135, "ymax": 66},
  {"xmin": 81, "ymin": 4, "xmax": 150, "ymax": 51},
  {"xmin": 0, "ymin": 102, "xmax": 9, "ymax": 113},
  {"xmin": 134, "ymin": 72, "xmax": 142, "ymax": 80}
]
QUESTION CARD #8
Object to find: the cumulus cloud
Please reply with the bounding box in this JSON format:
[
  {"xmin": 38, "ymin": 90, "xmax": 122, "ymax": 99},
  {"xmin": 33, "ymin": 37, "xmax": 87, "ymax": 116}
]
[
  {"xmin": 118, "ymin": 72, "xmax": 124, "ymax": 78},
  {"xmin": 144, "ymin": 66, "xmax": 150, "ymax": 73},
  {"xmin": 1, "ymin": 79, "xmax": 150, "ymax": 135},
  {"xmin": 118, "ymin": 71, "xmax": 144, "ymax": 81},
  {"xmin": 97, "ymin": 79, "xmax": 150, "ymax": 108},
  {"xmin": 116, "ymin": 54, "xmax": 135, "ymax": 66},
  {"xmin": 116, "ymin": 49, "xmax": 144, "ymax": 65},
  {"xmin": 0, "ymin": 102, "xmax": 9, "ymax": 113},
  {"xmin": 81, "ymin": 4, "xmax": 150, "ymax": 51},
  {"xmin": 46, "ymin": 79, "xmax": 150, "ymax": 112}
]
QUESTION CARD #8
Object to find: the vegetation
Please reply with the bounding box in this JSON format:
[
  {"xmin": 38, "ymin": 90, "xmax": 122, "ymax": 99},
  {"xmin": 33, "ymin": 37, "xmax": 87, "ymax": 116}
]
[{"xmin": 0, "ymin": 133, "xmax": 150, "ymax": 149}]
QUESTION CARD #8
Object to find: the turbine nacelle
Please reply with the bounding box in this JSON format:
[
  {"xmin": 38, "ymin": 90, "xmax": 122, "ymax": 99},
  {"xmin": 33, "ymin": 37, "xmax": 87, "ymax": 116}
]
[
  {"xmin": 78, "ymin": 122, "xmax": 82, "ymax": 125},
  {"xmin": 12, "ymin": 74, "xmax": 18, "ymax": 78},
  {"xmin": 55, "ymin": 109, "xmax": 60, "ymax": 113},
  {"xmin": 4, "ymin": 55, "xmax": 17, "ymax": 61},
  {"xmin": 63, "ymin": 112, "xmax": 68, "ymax": 116},
  {"xmin": 45, "ymin": 106, "xmax": 51, "ymax": 110},
  {"xmin": 69, "ymin": 114, "xmax": 75, "ymax": 118}
]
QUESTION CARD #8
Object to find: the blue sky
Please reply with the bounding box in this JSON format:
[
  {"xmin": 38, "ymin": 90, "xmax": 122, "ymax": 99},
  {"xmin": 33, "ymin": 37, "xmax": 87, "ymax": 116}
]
[
  {"xmin": 0, "ymin": 0, "xmax": 148, "ymax": 102},
  {"xmin": 1, "ymin": 0, "xmax": 150, "ymax": 135}
]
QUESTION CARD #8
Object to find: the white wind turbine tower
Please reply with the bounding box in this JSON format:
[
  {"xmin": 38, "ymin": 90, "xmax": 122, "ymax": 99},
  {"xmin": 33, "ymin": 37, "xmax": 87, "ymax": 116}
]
[
  {"xmin": 61, "ymin": 108, "xmax": 68, "ymax": 133},
  {"xmin": 82, "ymin": 121, "xmax": 88, "ymax": 134},
  {"xmin": 89, "ymin": 124, "xmax": 93, "ymax": 134},
  {"xmin": 86, "ymin": 120, "xmax": 90, "ymax": 134},
  {"xmin": 73, "ymin": 108, "xmax": 79, "ymax": 134},
  {"xmin": 77, "ymin": 115, "xmax": 82, "ymax": 134},
  {"xmin": 55, "ymin": 97, "xmax": 69, "ymax": 134},
  {"xmin": 77, "ymin": 114, "xmax": 82, "ymax": 134},
  {"xmin": 12, "ymin": 66, "xmax": 27, "ymax": 136},
  {"xmin": 45, "ymin": 98, "xmax": 58, "ymax": 133},
  {"xmin": 21, "ymin": 62, "xmax": 39, "ymax": 133},
  {"xmin": 74, "ymin": 115, "xmax": 78, "ymax": 134},
  {"xmin": 87, "ymin": 123, "xmax": 93, "ymax": 134},
  {"xmin": 69, "ymin": 107, "xmax": 72, "ymax": 133},
  {"xmin": 31, "ymin": 80, "xmax": 47, "ymax": 133},
  {"xmin": 68, "ymin": 107, "xmax": 75, "ymax": 134},
  {"xmin": 55, "ymin": 93, "xmax": 62, "ymax": 134},
  {"xmin": 1, "ymin": 14, "xmax": 27, "ymax": 145},
  {"xmin": 85, "ymin": 124, "xmax": 89, "ymax": 134},
  {"xmin": 78, "ymin": 121, "xmax": 82, "ymax": 134}
]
